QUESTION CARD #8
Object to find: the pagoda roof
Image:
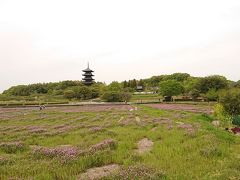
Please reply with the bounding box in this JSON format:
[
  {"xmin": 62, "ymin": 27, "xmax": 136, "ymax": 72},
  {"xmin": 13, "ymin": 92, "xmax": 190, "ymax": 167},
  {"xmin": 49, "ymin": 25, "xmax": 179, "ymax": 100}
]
[
  {"xmin": 82, "ymin": 77, "xmax": 95, "ymax": 80},
  {"xmin": 82, "ymin": 73, "xmax": 94, "ymax": 76},
  {"xmin": 82, "ymin": 68, "xmax": 94, "ymax": 72},
  {"xmin": 83, "ymin": 62, "xmax": 94, "ymax": 72}
]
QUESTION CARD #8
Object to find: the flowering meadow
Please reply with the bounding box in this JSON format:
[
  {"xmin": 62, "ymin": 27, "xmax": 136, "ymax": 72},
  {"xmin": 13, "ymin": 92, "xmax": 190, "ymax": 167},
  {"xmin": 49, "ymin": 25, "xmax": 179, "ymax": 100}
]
[{"xmin": 0, "ymin": 105, "xmax": 239, "ymax": 179}]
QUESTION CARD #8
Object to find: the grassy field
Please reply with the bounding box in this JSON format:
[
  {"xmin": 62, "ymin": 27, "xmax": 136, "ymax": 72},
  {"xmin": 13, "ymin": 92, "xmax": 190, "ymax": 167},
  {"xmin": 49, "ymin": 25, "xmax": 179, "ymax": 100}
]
[
  {"xmin": 0, "ymin": 94, "xmax": 68, "ymax": 107},
  {"xmin": 131, "ymin": 94, "xmax": 161, "ymax": 103},
  {"xmin": 0, "ymin": 104, "xmax": 239, "ymax": 179},
  {"xmin": 0, "ymin": 93, "xmax": 215, "ymax": 107}
]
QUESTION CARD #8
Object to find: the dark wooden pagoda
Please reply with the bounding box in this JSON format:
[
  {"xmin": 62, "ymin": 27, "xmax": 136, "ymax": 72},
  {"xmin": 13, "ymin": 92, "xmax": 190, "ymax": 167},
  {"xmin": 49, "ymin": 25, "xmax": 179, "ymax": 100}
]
[{"xmin": 82, "ymin": 63, "xmax": 94, "ymax": 85}]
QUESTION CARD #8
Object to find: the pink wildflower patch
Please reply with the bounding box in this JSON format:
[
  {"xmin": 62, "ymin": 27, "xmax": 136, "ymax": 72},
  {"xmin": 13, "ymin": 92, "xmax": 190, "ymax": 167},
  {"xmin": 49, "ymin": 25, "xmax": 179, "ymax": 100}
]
[{"xmin": 32, "ymin": 145, "xmax": 79, "ymax": 159}]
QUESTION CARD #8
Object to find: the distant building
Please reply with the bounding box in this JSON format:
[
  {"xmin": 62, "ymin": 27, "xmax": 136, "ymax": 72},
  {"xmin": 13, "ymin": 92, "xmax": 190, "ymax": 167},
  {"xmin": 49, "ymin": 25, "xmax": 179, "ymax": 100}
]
[
  {"xmin": 136, "ymin": 86, "xmax": 143, "ymax": 92},
  {"xmin": 82, "ymin": 63, "xmax": 94, "ymax": 85}
]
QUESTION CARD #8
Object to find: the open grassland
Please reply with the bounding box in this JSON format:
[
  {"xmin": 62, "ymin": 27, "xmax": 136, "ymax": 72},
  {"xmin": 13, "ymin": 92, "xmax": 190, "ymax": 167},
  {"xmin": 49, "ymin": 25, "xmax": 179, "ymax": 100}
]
[{"xmin": 0, "ymin": 104, "xmax": 239, "ymax": 179}]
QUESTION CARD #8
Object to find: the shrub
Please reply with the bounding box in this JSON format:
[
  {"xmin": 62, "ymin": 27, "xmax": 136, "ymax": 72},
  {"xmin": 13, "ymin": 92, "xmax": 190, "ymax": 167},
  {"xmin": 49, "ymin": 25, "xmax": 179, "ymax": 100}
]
[
  {"xmin": 214, "ymin": 104, "xmax": 232, "ymax": 126},
  {"xmin": 121, "ymin": 92, "xmax": 132, "ymax": 102},
  {"xmin": 102, "ymin": 91, "xmax": 121, "ymax": 102},
  {"xmin": 205, "ymin": 88, "xmax": 218, "ymax": 101},
  {"xmin": 232, "ymin": 116, "xmax": 240, "ymax": 126},
  {"xmin": 219, "ymin": 88, "xmax": 240, "ymax": 116},
  {"xmin": 101, "ymin": 91, "xmax": 132, "ymax": 102},
  {"xmin": 64, "ymin": 90, "xmax": 75, "ymax": 100},
  {"xmin": 214, "ymin": 104, "xmax": 227, "ymax": 121}
]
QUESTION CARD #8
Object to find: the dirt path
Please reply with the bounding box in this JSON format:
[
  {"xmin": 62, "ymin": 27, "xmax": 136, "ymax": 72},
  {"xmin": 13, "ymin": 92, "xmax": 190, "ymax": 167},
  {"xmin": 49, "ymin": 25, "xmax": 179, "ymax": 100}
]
[
  {"xmin": 0, "ymin": 105, "xmax": 133, "ymax": 116},
  {"xmin": 145, "ymin": 103, "xmax": 213, "ymax": 114}
]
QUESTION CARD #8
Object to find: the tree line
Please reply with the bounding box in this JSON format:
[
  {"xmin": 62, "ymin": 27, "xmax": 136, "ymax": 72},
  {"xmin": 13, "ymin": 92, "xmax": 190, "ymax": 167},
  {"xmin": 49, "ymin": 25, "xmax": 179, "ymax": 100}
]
[
  {"xmin": 1, "ymin": 73, "xmax": 240, "ymax": 102},
  {"xmin": 123, "ymin": 73, "xmax": 239, "ymax": 101}
]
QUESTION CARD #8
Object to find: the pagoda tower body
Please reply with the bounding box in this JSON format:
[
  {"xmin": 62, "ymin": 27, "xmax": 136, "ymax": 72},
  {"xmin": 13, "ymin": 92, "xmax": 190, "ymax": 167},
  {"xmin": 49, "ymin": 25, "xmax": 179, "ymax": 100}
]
[{"xmin": 82, "ymin": 63, "xmax": 95, "ymax": 85}]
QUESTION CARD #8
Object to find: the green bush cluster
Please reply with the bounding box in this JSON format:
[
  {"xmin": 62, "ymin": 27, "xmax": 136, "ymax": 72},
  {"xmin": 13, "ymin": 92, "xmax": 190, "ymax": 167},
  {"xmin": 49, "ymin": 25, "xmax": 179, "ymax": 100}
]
[
  {"xmin": 219, "ymin": 88, "xmax": 240, "ymax": 116},
  {"xmin": 214, "ymin": 104, "xmax": 227, "ymax": 121},
  {"xmin": 205, "ymin": 88, "xmax": 219, "ymax": 101},
  {"xmin": 232, "ymin": 116, "xmax": 240, "ymax": 126},
  {"xmin": 101, "ymin": 91, "xmax": 132, "ymax": 102},
  {"xmin": 216, "ymin": 88, "xmax": 240, "ymax": 126},
  {"xmin": 63, "ymin": 86, "xmax": 101, "ymax": 100}
]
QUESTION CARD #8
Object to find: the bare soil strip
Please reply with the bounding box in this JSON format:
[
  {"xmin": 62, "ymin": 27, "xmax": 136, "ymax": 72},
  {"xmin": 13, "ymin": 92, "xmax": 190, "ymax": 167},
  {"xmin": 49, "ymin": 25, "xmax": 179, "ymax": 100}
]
[
  {"xmin": 146, "ymin": 103, "xmax": 213, "ymax": 113},
  {"xmin": 0, "ymin": 105, "xmax": 133, "ymax": 121}
]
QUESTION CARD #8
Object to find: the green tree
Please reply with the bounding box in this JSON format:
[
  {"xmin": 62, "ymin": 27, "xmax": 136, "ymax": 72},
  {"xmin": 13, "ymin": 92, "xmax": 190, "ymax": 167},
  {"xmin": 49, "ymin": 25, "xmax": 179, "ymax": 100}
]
[
  {"xmin": 129, "ymin": 79, "xmax": 137, "ymax": 89},
  {"xmin": 196, "ymin": 75, "xmax": 228, "ymax": 93},
  {"xmin": 147, "ymin": 76, "xmax": 166, "ymax": 87},
  {"xmin": 189, "ymin": 89, "xmax": 200, "ymax": 101},
  {"xmin": 107, "ymin": 81, "xmax": 123, "ymax": 92},
  {"xmin": 169, "ymin": 73, "xmax": 190, "ymax": 82},
  {"xmin": 91, "ymin": 82, "xmax": 107, "ymax": 96},
  {"xmin": 73, "ymin": 86, "xmax": 92, "ymax": 100},
  {"xmin": 123, "ymin": 81, "xmax": 128, "ymax": 88},
  {"xmin": 56, "ymin": 80, "xmax": 82, "ymax": 90},
  {"xmin": 159, "ymin": 80, "xmax": 184, "ymax": 100},
  {"xmin": 183, "ymin": 77, "xmax": 199, "ymax": 94}
]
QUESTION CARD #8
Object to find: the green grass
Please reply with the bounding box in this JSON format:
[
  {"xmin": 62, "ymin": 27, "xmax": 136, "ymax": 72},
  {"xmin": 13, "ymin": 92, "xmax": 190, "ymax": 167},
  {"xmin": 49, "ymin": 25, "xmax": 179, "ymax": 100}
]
[
  {"xmin": 0, "ymin": 105, "xmax": 239, "ymax": 179},
  {"xmin": 0, "ymin": 94, "xmax": 72, "ymax": 107},
  {"xmin": 131, "ymin": 94, "xmax": 162, "ymax": 103}
]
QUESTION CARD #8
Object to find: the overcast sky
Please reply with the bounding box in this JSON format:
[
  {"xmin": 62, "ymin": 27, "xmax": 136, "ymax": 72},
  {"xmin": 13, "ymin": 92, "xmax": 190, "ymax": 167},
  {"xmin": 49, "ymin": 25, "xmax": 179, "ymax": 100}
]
[{"xmin": 0, "ymin": 0, "xmax": 240, "ymax": 92}]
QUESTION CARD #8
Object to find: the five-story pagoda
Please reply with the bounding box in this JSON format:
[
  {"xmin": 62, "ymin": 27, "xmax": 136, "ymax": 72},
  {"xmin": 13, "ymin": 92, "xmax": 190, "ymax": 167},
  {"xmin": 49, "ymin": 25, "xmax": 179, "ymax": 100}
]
[{"xmin": 82, "ymin": 63, "xmax": 94, "ymax": 85}]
